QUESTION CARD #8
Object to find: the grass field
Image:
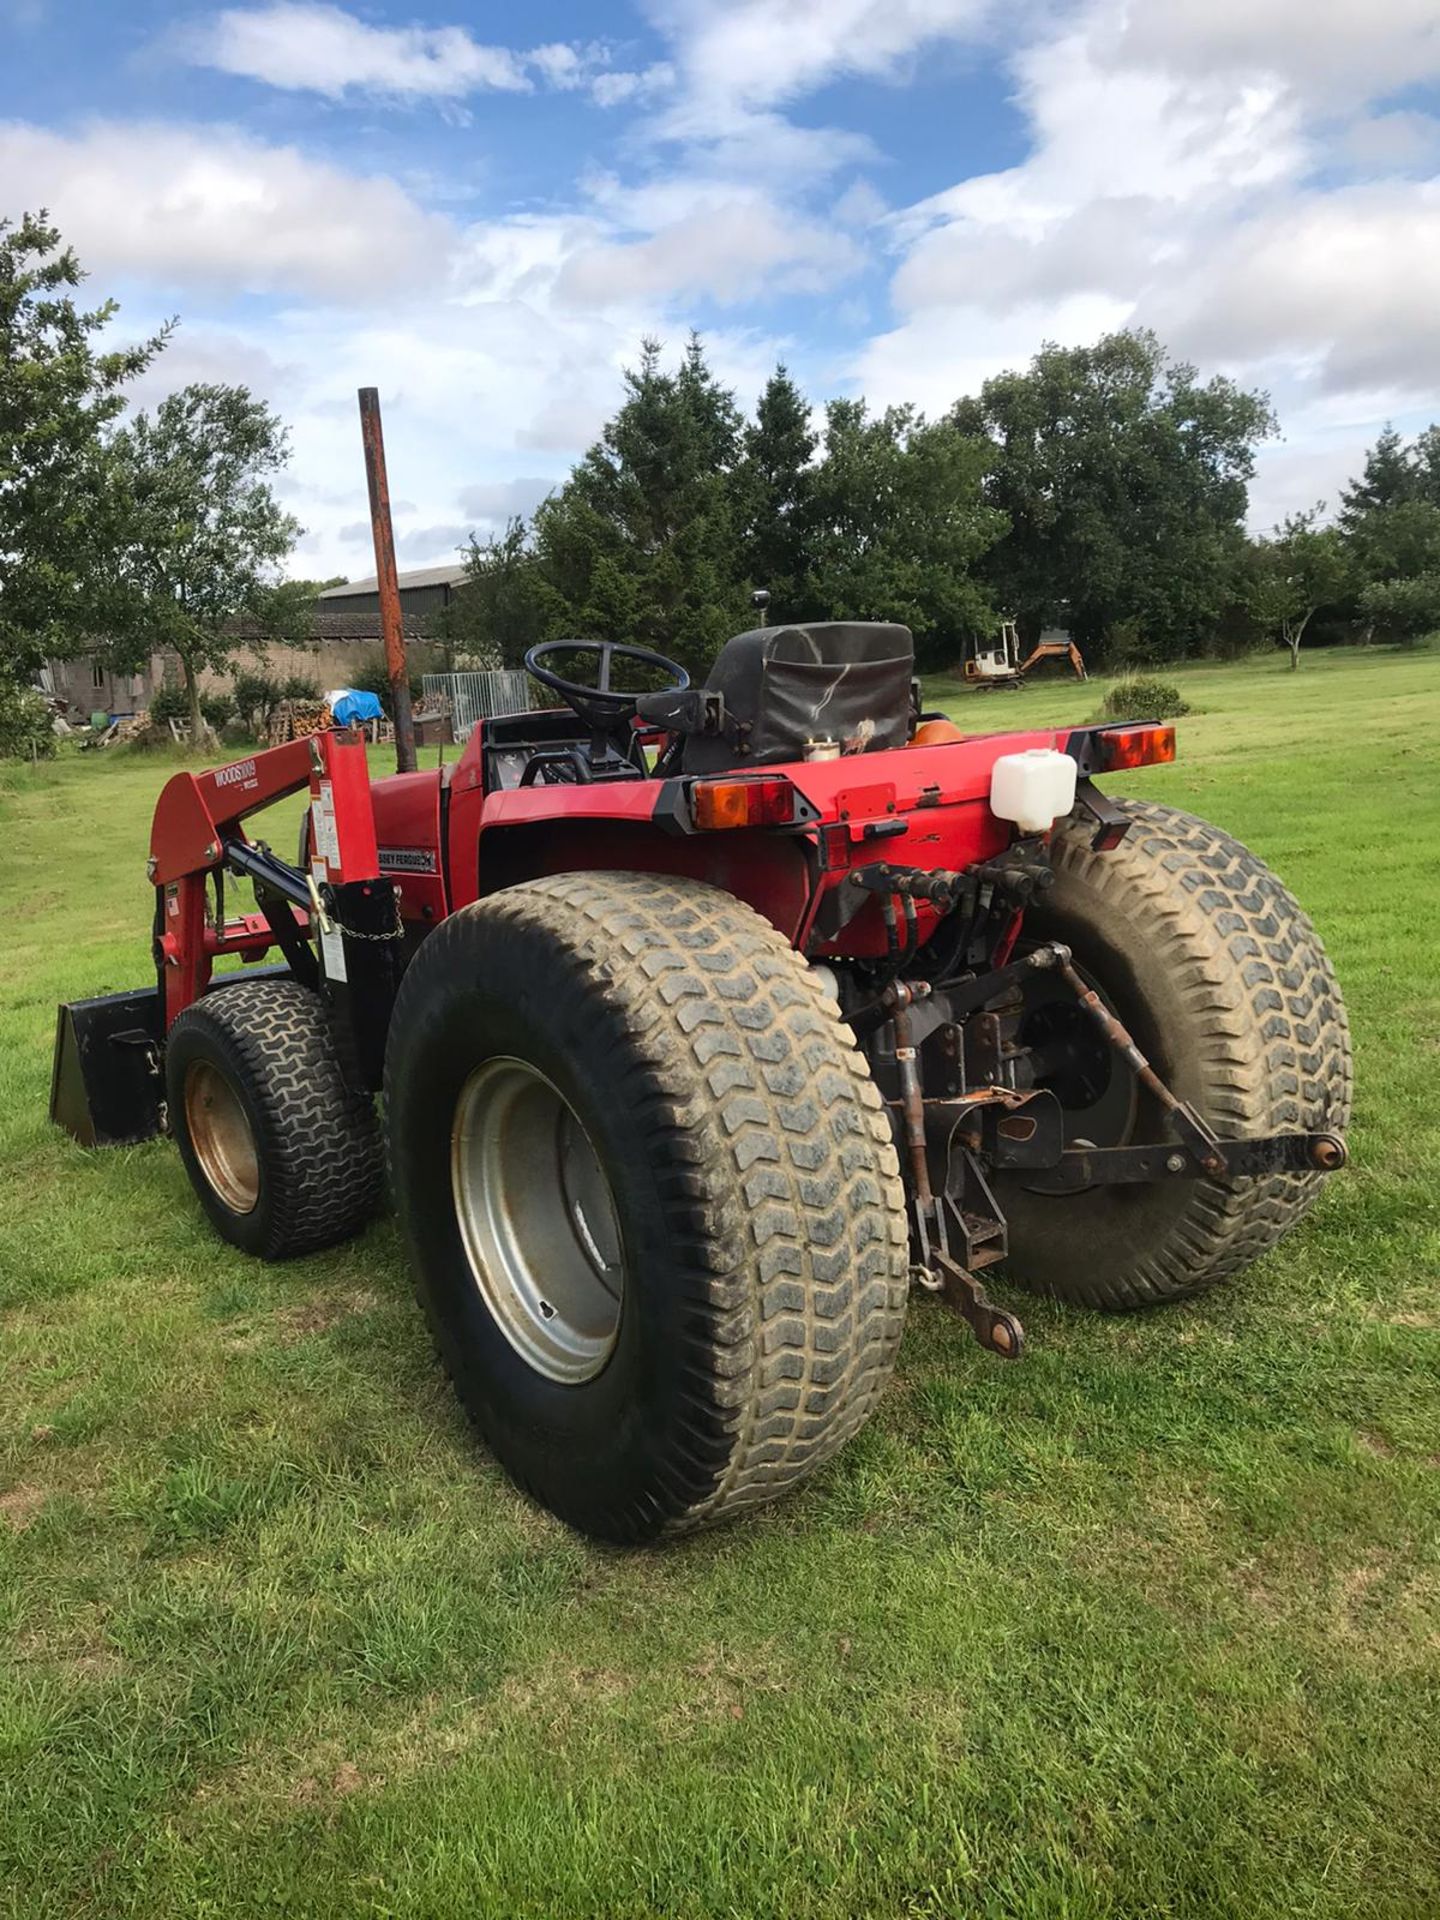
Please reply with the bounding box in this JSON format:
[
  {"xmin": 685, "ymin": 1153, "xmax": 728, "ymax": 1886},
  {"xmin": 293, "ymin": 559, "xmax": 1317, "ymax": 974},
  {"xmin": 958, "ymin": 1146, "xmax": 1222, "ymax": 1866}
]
[{"xmin": 2, "ymin": 647, "xmax": 1438, "ymax": 1919}]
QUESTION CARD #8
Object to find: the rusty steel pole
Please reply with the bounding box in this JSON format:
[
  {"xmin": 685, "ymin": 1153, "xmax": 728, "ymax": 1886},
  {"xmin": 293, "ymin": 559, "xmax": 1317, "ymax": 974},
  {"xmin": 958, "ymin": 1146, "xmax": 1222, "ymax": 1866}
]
[{"xmin": 357, "ymin": 387, "xmax": 417, "ymax": 774}]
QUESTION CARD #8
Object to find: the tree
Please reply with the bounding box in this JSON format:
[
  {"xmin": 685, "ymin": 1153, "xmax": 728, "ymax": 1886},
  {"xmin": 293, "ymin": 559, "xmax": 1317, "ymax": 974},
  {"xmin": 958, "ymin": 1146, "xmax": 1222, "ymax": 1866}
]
[
  {"xmin": 108, "ymin": 384, "xmax": 300, "ymax": 739},
  {"xmin": 807, "ymin": 400, "xmax": 1005, "ymax": 667},
  {"xmin": 251, "ymin": 576, "xmax": 340, "ymax": 648},
  {"xmin": 1245, "ymin": 507, "xmax": 1352, "ymax": 669},
  {"xmin": 440, "ymin": 518, "xmax": 544, "ymax": 668},
  {"xmin": 1357, "ymin": 572, "xmax": 1440, "ymax": 646},
  {"xmin": 1337, "ymin": 425, "xmax": 1440, "ymax": 645},
  {"xmin": 529, "ymin": 336, "xmax": 750, "ymax": 675},
  {"xmin": 1338, "ymin": 425, "xmax": 1416, "ymax": 529},
  {"xmin": 734, "ymin": 365, "xmax": 817, "ymax": 619},
  {"xmin": 0, "ymin": 211, "xmax": 169, "ymax": 684},
  {"xmin": 1410, "ymin": 425, "xmax": 1440, "ymax": 506},
  {"xmin": 953, "ymin": 330, "xmax": 1274, "ymax": 659}
]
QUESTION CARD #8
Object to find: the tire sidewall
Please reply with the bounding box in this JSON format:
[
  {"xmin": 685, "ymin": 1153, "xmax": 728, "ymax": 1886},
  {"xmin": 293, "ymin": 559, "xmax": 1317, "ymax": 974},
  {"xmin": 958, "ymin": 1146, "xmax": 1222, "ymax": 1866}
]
[
  {"xmin": 166, "ymin": 1011, "xmax": 285, "ymax": 1258},
  {"xmin": 386, "ymin": 910, "xmax": 733, "ymax": 1534}
]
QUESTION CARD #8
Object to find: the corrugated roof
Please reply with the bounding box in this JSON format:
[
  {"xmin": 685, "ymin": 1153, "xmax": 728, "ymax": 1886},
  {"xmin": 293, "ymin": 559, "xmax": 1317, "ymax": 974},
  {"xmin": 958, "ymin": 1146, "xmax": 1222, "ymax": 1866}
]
[{"xmin": 318, "ymin": 564, "xmax": 468, "ymax": 599}]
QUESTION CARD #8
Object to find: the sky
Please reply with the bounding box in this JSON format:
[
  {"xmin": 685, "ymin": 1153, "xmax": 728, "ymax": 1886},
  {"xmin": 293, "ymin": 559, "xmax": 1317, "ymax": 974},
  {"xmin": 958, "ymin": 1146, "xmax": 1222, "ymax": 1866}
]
[{"xmin": 3, "ymin": 0, "xmax": 1439, "ymax": 580}]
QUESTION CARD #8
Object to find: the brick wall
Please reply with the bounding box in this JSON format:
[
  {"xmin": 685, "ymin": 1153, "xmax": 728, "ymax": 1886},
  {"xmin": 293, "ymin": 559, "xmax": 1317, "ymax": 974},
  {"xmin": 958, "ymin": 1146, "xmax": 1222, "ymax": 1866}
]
[{"xmin": 46, "ymin": 639, "xmax": 448, "ymax": 720}]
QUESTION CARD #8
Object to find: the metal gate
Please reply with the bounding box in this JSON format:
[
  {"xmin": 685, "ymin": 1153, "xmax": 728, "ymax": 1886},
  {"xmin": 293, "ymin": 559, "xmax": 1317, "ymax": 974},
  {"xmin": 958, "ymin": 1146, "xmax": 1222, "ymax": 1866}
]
[{"xmin": 422, "ymin": 669, "xmax": 532, "ymax": 741}]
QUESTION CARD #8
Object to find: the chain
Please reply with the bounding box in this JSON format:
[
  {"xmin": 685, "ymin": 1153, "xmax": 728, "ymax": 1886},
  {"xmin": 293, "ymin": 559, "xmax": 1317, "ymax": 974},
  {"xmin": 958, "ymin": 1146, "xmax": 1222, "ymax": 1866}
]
[{"xmin": 329, "ymin": 904, "xmax": 407, "ymax": 943}]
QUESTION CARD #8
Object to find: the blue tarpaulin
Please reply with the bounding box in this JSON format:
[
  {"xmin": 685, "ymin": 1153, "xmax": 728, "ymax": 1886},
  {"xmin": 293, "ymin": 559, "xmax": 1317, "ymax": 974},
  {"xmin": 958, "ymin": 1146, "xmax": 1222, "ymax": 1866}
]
[{"xmin": 329, "ymin": 689, "xmax": 384, "ymax": 728}]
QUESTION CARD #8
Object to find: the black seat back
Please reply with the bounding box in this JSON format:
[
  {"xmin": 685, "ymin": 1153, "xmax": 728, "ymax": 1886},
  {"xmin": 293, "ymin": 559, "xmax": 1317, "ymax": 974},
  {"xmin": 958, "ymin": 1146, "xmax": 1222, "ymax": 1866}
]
[{"xmin": 682, "ymin": 621, "xmax": 915, "ymax": 774}]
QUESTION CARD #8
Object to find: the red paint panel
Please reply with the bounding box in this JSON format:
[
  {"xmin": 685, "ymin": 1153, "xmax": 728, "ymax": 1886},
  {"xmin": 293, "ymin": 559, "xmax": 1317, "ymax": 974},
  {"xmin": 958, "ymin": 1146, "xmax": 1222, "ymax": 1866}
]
[
  {"xmin": 313, "ymin": 735, "xmax": 379, "ymax": 882},
  {"xmin": 482, "ymin": 782, "xmax": 663, "ymax": 828},
  {"xmin": 159, "ymin": 874, "xmax": 209, "ymax": 1026},
  {"xmin": 446, "ymin": 722, "xmax": 1087, "ymax": 948},
  {"xmin": 784, "ymin": 726, "xmax": 1068, "ymax": 817},
  {"xmin": 369, "ymin": 768, "xmax": 448, "ymax": 921},
  {"xmin": 474, "ymin": 819, "xmax": 811, "ymax": 942},
  {"xmin": 833, "ymin": 781, "xmax": 897, "ymax": 821}
]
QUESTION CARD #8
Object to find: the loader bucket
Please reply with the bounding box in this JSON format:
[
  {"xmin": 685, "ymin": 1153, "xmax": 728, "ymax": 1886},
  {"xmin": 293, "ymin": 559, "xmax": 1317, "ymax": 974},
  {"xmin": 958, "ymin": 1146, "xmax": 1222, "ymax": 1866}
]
[
  {"xmin": 50, "ymin": 964, "xmax": 296, "ymax": 1147},
  {"xmin": 50, "ymin": 986, "xmax": 165, "ymax": 1148}
]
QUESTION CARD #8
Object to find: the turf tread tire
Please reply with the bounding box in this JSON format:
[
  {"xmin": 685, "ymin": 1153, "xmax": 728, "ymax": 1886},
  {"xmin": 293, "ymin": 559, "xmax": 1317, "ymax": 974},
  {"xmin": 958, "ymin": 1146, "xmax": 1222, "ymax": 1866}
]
[
  {"xmin": 384, "ymin": 872, "xmax": 910, "ymax": 1542},
  {"xmin": 1003, "ymin": 798, "xmax": 1351, "ymax": 1311},
  {"xmin": 166, "ymin": 979, "xmax": 383, "ymax": 1260}
]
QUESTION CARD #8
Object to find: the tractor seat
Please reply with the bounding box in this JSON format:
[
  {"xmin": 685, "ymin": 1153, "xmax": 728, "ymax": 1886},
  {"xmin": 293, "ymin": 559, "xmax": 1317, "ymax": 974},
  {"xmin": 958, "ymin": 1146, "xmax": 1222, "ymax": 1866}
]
[{"xmin": 681, "ymin": 620, "xmax": 915, "ymax": 774}]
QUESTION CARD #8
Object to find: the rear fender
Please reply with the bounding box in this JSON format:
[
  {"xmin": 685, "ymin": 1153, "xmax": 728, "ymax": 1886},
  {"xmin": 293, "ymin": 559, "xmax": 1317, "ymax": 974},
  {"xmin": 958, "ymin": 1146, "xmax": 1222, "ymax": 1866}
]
[{"xmin": 472, "ymin": 817, "xmax": 812, "ymax": 946}]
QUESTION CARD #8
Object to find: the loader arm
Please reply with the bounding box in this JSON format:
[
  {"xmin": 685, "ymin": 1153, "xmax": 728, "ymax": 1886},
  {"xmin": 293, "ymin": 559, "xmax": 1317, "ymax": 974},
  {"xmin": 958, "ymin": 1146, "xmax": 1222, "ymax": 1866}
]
[{"xmin": 149, "ymin": 730, "xmax": 384, "ymax": 1028}]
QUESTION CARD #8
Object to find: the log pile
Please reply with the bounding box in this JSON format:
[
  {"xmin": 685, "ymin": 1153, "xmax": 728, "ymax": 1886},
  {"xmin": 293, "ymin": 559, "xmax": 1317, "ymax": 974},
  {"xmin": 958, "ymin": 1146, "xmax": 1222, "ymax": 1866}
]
[{"xmin": 266, "ymin": 700, "xmax": 334, "ymax": 746}]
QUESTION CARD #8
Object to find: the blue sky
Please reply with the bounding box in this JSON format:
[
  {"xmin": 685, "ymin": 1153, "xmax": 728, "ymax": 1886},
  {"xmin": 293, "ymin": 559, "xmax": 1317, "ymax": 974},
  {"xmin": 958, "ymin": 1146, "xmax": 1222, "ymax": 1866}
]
[{"xmin": 3, "ymin": 0, "xmax": 1438, "ymax": 578}]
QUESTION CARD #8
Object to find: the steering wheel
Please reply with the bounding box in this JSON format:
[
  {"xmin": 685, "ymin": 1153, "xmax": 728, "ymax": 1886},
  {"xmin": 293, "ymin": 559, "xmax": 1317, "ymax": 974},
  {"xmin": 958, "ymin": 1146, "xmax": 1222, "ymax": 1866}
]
[{"xmin": 525, "ymin": 639, "xmax": 689, "ymax": 731}]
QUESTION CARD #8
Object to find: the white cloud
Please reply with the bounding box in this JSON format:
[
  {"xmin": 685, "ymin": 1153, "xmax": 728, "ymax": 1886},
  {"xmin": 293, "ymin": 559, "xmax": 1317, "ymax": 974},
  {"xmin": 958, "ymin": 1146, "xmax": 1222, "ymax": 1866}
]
[
  {"xmin": 1107, "ymin": 0, "xmax": 1440, "ymax": 106},
  {"xmin": 636, "ymin": 0, "xmax": 981, "ymax": 190},
  {"xmin": 394, "ymin": 522, "xmax": 472, "ymax": 561},
  {"xmin": 591, "ymin": 62, "xmax": 677, "ymax": 107},
  {"xmin": 184, "ymin": 4, "xmax": 672, "ymax": 109},
  {"xmin": 109, "ymin": 203, "xmax": 798, "ymax": 574},
  {"xmin": 650, "ymin": 0, "xmax": 993, "ymax": 112},
  {"xmin": 853, "ymin": 294, "xmax": 1134, "ymax": 419},
  {"xmin": 833, "ymin": 178, "xmax": 889, "ymax": 229},
  {"xmin": 122, "ymin": 325, "xmax": 292, "ymax": 411},
  {"xmin": 1341, "ymin": 111, "xmax": 1440, "ymax": 174},
  {"xmin": 1141, "ymin": 183, "xmax": 1440, "ymax": 399},
  {"xmin": 189, "ymin": 2, "xmax": 532, "ymax": 97},
  {"xmin": 458, "ymin": 477, "xmax": 555, "ymax": 524},
  {"xmin": 861, "ymin": 0, "xmax": 1440, "ymax": 452},
  {"xmin": 526, "ymin": 42, "xmax": 586, "ymax": 91},
  {"xmin": 0, "ymin": 119, "xmax": 447, "ymax": 300},
  {"xmin": 193, "ymin": 0, "xmax": 996, "ymax": 119},
  {"xmin": 557, "ymin": 192, "xmax": 863, "ymax": 308},
  {"xmin": 892, "ymin": 29, "xmax": 1305, "ymax": 260}
]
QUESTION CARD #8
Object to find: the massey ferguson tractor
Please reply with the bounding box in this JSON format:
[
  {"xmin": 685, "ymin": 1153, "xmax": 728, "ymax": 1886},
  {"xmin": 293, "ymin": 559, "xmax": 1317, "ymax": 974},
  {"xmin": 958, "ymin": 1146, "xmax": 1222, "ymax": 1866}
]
[{"xmin": 52, "ymin": 623, "xmax": 1351, "ymax": 1543}]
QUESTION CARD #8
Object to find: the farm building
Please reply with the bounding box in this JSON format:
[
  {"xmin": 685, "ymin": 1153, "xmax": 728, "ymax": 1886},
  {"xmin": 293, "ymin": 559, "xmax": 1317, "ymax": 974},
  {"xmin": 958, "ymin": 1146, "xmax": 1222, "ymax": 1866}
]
[
  {"xmin": 42, "ymin": 564, "xmax": 465, "ymax": 719},
  {"xmin": 314, "ymin": 563, "xmax": 468, "ymax": 623}
]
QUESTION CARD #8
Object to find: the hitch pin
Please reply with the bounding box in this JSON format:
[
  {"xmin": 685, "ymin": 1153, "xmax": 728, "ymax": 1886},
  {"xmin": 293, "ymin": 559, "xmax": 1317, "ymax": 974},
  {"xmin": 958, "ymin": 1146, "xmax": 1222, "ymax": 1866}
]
[{"xmin": 305, "ymin": 870, "xmax": 334, "ymax": 938}]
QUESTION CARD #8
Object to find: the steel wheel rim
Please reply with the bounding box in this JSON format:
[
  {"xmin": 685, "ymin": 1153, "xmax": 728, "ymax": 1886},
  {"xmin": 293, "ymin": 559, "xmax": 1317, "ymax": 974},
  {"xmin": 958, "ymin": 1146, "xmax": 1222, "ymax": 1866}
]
[
  {"xmin": 184, "ymin": 1060, "xmax": 260, "ymax": 1214},
  {"xmin": 450, "ymin": 1057, "xmax": 624, "ymax": 1384}
]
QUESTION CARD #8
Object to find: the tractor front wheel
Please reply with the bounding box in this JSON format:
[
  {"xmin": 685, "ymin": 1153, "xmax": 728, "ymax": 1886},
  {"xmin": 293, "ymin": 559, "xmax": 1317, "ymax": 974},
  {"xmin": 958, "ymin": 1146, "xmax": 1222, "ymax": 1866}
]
[
  {"xmin": 383, "ymin": 872, "xmax": 910, "ymax": 1544},
  {"xmin": 166, "ymin": 979, "xmax": 383, "ymax": 1260}
]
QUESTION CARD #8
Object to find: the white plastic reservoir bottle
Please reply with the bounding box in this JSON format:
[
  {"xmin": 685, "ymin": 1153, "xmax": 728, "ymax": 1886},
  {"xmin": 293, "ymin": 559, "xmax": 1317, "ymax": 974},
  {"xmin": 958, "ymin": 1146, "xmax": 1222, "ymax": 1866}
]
[{"xmin": 988, "ymin": 748, "xmax": 1078, "ymax": 835}]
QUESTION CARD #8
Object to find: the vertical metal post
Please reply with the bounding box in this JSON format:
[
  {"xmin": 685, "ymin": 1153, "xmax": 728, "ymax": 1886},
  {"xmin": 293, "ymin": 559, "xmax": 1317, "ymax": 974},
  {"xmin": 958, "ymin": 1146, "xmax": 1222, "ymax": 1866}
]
[{"xmin": 357, "ymin": 387, "xmax": 416, "ymax": 774}]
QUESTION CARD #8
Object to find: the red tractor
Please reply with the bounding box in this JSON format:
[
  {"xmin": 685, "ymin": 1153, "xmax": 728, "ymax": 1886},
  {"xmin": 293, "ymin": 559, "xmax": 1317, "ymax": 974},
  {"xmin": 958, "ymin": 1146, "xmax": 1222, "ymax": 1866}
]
[{"xmin": 52, "ymin": 623, "xmax": 1351, "ymax": 1542}]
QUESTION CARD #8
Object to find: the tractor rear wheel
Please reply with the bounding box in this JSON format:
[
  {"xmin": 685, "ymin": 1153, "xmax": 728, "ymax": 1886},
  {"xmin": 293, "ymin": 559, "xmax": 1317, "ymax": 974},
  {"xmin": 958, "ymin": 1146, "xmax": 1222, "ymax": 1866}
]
[
  {"xmin": 1000, "ymin": 799, "xmax": 1351, "ymax": 1310},
  {"xmin": 383, "ymin": 872, "xmax": 909, "ymax": 1544},
  {"xmin": 166, "ymin": 979, "xmax": 383, "ymax": 1259}
]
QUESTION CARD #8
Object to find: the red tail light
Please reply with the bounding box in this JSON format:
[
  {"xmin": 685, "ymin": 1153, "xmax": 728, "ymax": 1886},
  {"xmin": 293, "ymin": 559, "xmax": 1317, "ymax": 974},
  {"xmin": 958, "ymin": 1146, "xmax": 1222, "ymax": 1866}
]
[
  {"xmin": 690, "ymin": 775, "xmax": 801, "ymax": 830},
  {"xmin": 1095, "ymin": 724, "xmax": 1176, "ymax": 772}
]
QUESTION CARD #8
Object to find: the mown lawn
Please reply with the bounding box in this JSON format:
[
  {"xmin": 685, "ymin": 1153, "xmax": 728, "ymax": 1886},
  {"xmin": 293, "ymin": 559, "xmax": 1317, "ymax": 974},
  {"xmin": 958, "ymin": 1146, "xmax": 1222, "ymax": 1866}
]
[{"xmin": 1, "ymin": 646, "xmax": 1437, "ymax": 1919}]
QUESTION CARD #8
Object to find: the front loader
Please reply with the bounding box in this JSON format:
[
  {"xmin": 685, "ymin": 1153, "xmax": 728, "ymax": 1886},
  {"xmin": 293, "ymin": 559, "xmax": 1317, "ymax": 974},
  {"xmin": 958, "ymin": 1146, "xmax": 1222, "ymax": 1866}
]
[{"xmin": 53, "ymin": 621, "xmax": 1351, "ymax": 1542}]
